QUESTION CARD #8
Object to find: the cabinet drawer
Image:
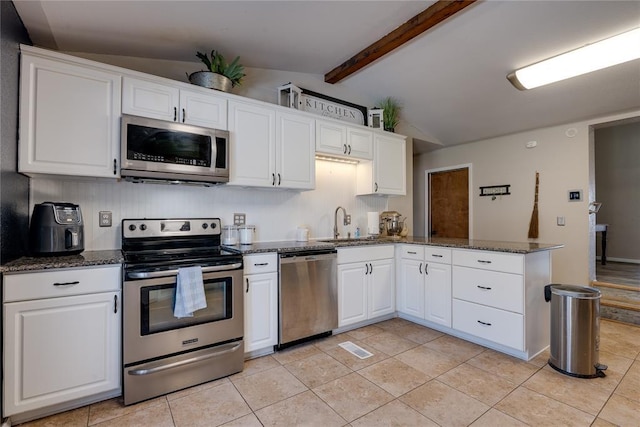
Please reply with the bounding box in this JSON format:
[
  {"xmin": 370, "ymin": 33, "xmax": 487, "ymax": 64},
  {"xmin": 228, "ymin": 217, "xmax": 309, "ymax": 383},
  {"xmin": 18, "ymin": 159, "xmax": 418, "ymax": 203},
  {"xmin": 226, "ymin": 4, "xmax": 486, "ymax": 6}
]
[
  {"xmin": 453, "ymin": 266, "xmax": 524, "ymax": 313},
  {"xmin": 338, "ymin": 245, "xmax": 394, "ymax": 264},
  {"xmin": 424, "ymin": 247, "xmax": 451, "ymax": 264},
  {"xmin": 453, "ymin": 250, "xmax": 523, "ymax": 274},
  {"xmin": 453, "ymin": 299, "xmax": 524, "ymax": 350},
  {"xmin": 4, "ymin": 265, "xmax": 121, "ymax": 302},
  {"xmin": 244, "ymin": 253, "xmax": 278, "ymax": 274},
  {"xmin": 399, "ymin": 245, "xmax": 424, "ymax": 260}
]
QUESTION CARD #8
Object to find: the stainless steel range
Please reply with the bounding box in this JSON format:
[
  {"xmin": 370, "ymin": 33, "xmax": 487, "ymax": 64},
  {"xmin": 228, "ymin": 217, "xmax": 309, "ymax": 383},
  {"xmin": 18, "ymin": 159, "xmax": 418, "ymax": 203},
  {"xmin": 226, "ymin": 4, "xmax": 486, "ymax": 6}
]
[{"xmin": 121, "ymin": 218, "xmax": 244, "ymax": 405}]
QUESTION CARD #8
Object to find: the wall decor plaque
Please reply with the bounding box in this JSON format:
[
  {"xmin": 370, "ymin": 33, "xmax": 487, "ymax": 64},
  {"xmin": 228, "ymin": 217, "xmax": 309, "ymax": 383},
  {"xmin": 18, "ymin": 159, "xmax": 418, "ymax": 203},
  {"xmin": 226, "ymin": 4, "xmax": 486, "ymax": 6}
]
[{"xmin": 277, "ymin": 83, "xmax": 368, "ymax": 125}]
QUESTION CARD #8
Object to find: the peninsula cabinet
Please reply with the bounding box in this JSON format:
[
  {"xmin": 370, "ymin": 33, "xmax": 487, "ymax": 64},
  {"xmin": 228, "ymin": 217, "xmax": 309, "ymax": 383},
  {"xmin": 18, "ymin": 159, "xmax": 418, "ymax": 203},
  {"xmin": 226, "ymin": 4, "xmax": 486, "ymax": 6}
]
[
  {"xmin": 3, "ymin": 265, "xmax": 121, "ymax": 420},
  {"xmin": 228, "ymin": 100, "xmax": 315, "ymax": 190},
  {"xmin": 337, "ymin": 245, "xmax": 395, "ymax": 328},
  {"xmin": 243, "ymin": 253, "xmax": 278, "ymax": 356},
  {"xmin": 398, "ymin": 246, "xmax": 552, "ymax": 361},
  {"xmin": 19, "ymin": 46, "xmax": 121, "ymax": 179},
  {"xmin": 356, "ymin": 133, "xmax": 406, "ymax": 196},
  {"xmin": 122, "ymin": 76, "xmax": 228, "ymax": 129},
  {"xmin": 315, "ymin": 119, "xmax": 374, "ymax": 160},
  {"xmin": 397, "ymin": 245, "xmax": 452, "ymax": 327}
]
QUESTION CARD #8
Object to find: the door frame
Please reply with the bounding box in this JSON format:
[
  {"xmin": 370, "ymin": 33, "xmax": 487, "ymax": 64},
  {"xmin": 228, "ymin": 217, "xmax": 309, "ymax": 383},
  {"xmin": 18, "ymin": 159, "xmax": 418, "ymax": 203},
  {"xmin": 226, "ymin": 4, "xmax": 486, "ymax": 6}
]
[{"xmin": 424, "ymin": 163, "xmax": 473, "ymax": 239}]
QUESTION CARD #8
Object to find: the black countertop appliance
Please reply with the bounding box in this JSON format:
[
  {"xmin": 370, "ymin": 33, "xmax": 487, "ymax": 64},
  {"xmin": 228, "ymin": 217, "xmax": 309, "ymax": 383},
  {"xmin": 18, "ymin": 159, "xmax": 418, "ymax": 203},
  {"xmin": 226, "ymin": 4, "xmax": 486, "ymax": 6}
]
[{"xmin": 29, "ymin": 202, "xmax": 84, "ymax": 256}]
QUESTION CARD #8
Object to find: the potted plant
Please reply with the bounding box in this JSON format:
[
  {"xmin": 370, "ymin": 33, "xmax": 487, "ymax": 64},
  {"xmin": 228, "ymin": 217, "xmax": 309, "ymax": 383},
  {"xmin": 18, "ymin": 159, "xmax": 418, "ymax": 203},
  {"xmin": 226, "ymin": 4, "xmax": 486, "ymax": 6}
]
[
  {"xmin": 188, "ymin": 50, "xmax": 245, "ymax": 92},
  {"xmin": 377, "ymin": 97, "xmax": 401, "ymax": 132}
]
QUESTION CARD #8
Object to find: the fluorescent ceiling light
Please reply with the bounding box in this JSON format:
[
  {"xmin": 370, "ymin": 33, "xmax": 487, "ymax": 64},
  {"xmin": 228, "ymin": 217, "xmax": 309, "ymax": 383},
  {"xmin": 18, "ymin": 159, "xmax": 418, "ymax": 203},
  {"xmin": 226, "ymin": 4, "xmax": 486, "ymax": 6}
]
[{"xmin": 507, "ymin": 27, "xmax": 640, "ymax": 90}]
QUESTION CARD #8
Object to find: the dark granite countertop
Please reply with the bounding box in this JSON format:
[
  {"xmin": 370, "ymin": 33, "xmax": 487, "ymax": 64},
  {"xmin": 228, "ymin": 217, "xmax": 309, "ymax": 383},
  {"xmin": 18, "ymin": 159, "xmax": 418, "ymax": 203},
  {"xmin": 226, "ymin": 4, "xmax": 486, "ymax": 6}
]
[
  {"xmin": 223, "ymin": 237, "xmax": 563, "ymax": 255},
  {"xmin": 1, "ymin": 250, "xmax": 124, "ymax": 273}
]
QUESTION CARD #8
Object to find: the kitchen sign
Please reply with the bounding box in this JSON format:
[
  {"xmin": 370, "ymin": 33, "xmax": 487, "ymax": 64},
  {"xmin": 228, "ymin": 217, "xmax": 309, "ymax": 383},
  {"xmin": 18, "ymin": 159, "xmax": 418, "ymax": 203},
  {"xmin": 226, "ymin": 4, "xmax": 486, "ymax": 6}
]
[{"xmin": 278, "ymin": 83, "xmax": 367, "ymax": 126}]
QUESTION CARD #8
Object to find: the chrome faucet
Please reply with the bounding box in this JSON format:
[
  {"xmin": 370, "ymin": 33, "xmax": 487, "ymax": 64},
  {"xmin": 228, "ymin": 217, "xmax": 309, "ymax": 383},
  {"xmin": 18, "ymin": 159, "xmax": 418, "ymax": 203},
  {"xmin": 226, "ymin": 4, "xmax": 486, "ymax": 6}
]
[{"xmin": 333, "ymin": 206, "xmax": 351, "ymax": 239}]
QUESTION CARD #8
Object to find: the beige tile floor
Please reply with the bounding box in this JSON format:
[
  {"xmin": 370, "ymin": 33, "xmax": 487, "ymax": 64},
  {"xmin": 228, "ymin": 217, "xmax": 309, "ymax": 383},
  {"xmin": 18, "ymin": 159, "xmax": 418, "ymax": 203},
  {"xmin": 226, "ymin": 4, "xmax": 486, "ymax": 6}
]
[{"xmin": 18, "ymin": 318, "xmax": 640, "ymax": 427}]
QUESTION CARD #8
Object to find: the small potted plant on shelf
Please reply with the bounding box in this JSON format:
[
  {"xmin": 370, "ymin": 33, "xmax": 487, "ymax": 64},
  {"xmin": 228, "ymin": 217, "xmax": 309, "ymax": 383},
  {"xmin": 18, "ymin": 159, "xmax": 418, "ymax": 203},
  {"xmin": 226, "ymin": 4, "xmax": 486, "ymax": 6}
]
[
  {"xmin": 377, "ymin": 97, "xmax": 401, "ymax": 132},
  {"xmin": 188, "ymin": 50, "xmax": 246, "ymax": 92}
]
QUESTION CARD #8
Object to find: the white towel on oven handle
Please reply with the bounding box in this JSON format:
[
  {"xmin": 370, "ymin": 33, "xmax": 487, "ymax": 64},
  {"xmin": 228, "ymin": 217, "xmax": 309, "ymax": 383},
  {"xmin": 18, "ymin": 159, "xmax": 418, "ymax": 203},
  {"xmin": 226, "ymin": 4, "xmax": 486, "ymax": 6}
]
[{"xmin": 174, "ymin": 266, "xmax": 207, "ymax": 318}]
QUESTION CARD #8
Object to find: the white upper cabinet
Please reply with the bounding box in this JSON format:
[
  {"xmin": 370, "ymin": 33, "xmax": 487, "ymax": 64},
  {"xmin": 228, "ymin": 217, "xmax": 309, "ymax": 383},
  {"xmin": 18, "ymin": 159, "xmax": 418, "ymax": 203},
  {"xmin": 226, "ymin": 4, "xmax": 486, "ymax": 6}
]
[
  {"xmin": 356, "ymin": 132, "xmax": 406, "ymax": 196},
  {"xmin": 122, "ymin": 76, "xmax": 228, "ymax": 130},
  {"xmin": 316, "ymin": 119, "xmax": 373, "ymax": 160},
  {"xmin": 19, "ymin": 48, "xmax": 121, "ymax": 178},
  {"xmin": 228, "ymin": 99, "xmax": 314, "ymax": 190},
  {"xmin": 276, "ymin": 111, "xmax": 315, "ymax": 189}
]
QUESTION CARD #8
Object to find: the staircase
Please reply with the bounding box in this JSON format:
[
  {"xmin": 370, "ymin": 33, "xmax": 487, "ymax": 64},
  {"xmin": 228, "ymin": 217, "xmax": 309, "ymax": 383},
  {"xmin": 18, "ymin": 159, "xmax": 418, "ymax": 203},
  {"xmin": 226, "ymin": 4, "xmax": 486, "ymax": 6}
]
[{"xmin": 591, "ymin": 281, "xmax": 640, "ymax": 326}]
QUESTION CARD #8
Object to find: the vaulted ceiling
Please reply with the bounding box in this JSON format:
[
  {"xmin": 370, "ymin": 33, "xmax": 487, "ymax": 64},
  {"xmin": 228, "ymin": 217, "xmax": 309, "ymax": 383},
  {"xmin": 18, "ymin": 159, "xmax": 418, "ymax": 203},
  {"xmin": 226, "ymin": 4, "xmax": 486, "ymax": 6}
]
[{"xmin": 13, "ymin": 1, "xmax": 640, "ymax": 152}]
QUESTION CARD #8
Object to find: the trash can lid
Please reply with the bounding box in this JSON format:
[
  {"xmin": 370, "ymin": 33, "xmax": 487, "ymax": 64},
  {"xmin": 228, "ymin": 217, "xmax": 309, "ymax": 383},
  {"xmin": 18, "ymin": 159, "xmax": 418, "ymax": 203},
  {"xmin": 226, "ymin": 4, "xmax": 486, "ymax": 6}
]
[{"xmin": 549, "ymin": 284, "xmax": 601, "ymax": 299}]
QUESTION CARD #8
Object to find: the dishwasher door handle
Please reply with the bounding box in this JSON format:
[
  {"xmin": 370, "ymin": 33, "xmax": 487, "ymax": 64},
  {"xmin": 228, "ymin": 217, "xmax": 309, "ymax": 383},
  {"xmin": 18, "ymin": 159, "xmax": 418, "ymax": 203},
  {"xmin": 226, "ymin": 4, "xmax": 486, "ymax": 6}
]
[{"xmin": 279, "ymin": 252, "xmax": 337, "ymax": 264}]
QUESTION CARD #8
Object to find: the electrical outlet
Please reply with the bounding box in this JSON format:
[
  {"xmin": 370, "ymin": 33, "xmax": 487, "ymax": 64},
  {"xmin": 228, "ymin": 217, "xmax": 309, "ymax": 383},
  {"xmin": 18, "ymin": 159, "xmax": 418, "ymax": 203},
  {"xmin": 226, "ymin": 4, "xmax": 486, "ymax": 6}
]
[
  {"xmin": 99, "ymin": 211, "xmax": 112, "ymax": 227},
  {"xmin": 234, "ymin": 213, "xmax": 246, "ymax": 226},
  {"xmin": 345, "ymin": 214, "xmax": 351, "ymax": 225}
]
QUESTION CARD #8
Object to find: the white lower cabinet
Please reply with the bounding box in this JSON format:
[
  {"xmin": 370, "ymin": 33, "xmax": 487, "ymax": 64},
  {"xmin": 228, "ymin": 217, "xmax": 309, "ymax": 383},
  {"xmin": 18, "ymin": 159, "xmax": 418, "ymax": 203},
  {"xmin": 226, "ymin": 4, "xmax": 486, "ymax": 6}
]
[
  {"xmin": 449, "ymin": 249, "xmax": 550, "ymax": 359},
  {"xmin": 337, "ymin": 245, "xmax": 395, "ymax": 328},
  {"xmin": 397, "ymin": 245, "xmax": 452, "ymax": 327},
  {"xmin": 3, "ymin": 265, "xmax": 121, "ymax": 419},
  {"xmin": 243, "ymin": 253, "xmax": 278, "ymax": 354}
]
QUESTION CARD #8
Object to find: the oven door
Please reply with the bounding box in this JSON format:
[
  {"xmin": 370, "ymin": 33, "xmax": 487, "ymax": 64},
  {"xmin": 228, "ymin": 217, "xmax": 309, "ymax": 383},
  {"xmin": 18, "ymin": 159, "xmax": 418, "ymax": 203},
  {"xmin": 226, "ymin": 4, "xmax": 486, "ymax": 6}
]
[{"xmin": 123, "ymin": 266, "xmax": 243, "ymax": 365}]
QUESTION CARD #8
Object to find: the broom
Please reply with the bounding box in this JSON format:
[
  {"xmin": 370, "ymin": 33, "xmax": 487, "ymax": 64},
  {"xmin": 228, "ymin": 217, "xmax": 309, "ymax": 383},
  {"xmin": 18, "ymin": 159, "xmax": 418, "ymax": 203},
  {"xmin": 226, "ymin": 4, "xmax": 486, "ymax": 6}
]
[{"xmin": 528, "ymin": 172, "xmax": 539, "ymax": 239}]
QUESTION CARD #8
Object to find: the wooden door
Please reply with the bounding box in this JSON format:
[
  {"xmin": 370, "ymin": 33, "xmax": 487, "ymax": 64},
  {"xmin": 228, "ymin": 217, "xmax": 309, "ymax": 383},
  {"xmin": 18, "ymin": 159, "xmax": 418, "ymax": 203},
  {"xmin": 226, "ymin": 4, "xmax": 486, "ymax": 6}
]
[{"xmin": 429, "ymin": 168, "xmax": 469, "ymax": 238}]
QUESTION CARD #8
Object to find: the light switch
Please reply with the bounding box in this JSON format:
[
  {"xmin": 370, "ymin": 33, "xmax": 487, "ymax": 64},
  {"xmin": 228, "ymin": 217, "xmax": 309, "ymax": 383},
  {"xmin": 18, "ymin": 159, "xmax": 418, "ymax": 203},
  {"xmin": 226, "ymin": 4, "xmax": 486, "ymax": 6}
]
[{"xmin": 557, "ymin": 216, "xmax": 565, "ymax": 226}]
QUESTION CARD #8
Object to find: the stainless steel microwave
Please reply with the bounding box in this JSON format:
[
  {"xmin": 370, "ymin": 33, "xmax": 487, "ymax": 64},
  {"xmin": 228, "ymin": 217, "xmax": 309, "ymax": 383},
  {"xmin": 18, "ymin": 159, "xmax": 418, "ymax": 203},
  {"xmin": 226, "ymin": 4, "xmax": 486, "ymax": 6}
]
[{"xmin": 120, "ymin": 114, "xmax": 229, "ymax": 185}]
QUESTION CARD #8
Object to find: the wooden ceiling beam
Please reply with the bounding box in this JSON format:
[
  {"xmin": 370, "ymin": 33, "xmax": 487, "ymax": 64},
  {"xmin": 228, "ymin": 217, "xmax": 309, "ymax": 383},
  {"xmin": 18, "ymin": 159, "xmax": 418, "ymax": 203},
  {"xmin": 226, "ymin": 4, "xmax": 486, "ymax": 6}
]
[{"xmin": 324, "ymin": 0, "xmax": 478, "ymax": 84}]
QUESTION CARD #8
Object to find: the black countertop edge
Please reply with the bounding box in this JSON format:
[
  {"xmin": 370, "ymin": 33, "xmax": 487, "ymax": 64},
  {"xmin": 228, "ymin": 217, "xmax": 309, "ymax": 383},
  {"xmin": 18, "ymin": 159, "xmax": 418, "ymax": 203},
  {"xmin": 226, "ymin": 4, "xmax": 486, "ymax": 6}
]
[
  {"xmin": 1, "ymin": 250, "xmax": 124, "ymax": 273},
  {"xmin": 223, "ymin": 237, "xmax": 564, "ymax": 255}
]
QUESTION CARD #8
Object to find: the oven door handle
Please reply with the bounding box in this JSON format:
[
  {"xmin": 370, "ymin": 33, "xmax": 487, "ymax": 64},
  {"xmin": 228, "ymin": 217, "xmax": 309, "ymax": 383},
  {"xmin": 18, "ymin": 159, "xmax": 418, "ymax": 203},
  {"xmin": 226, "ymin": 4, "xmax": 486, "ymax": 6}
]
[
  {"xmin": 127, "ymin": 342, "xmax": 242, "ymax": 376},
  {"xmin": 127, "ymin": 262, "xmax": 243, "ymax": 279}
]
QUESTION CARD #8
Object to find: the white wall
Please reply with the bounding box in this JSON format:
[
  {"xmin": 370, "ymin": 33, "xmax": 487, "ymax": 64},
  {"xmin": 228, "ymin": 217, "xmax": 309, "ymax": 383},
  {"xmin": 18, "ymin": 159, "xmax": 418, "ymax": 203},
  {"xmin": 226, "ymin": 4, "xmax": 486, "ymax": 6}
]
[
  {"xmin": 414, "ymin": 109, "xmax": 640, "ymax": 284},
  {"xmin": 31, "ymin": 160, "xmax": 388, "ymax": 251}
]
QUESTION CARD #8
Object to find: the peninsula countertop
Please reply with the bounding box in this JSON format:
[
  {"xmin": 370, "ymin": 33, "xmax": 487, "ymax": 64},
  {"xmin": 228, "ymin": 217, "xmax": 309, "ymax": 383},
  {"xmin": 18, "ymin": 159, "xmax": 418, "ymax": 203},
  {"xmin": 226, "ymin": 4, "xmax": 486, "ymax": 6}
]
[{"xmin": 222, "ymin": 237, "xmax": 563, "ymax": 255}]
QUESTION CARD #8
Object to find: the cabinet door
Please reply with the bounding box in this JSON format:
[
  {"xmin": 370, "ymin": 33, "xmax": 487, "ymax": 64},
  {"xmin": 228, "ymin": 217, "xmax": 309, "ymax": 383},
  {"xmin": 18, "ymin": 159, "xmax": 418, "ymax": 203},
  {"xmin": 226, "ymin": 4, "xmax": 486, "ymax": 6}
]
[
  {"xmin": 398, "ymin": 258, "xmax": 424, "ymax": 318},
  {"xmin": 19, "ymin": 54, "xmax": 121, "ymax": 178},
  {"xmin": 346, "ymin": 127, "xmax": 374, "ymax": 160},
  {"xmin": 179, "ymin": 88, "xmax": 228, "ymax": 130},
  {"xmin": 3, "ymin": 292, "xmax": 121, "ymax": 416},
  {"xmin": 338, "ymin": 263, "xmax": 367, "ymax": 327},
  {"xmin": 276, "ymin": 112, "xmax": 315, "ymax": 189},
  {"xmin": 374, "ymin": 133, "xmax": 406, "ymax": 195},
  {"xmin": 122, "ymin": 76, "xmax": 179, "ymax": 122},
  {"xmin": 316, "ymin": 119, "xmax": 347, "ymax": 157},
  {"xmin": 228, "ymin": 100, "xmax": 276, "ymax": 187},
  {"xmin": 424, "ymin": 262, "xmax": 452, "ymax": 327},
  {"xmin": 244, "ymin": 272, "xmax": 278, "ymax": 353},
  {"xmin": 368, "ymin": 259, "xmax": 395, "ymax": 318}
]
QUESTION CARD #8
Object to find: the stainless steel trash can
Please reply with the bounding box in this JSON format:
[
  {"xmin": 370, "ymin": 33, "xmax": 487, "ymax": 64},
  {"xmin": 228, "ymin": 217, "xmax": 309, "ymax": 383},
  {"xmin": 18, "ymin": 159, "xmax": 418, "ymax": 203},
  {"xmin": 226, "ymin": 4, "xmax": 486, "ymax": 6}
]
[{"xmin": 544, "ymin": 284, "xmax": 607, "ymax": 378}]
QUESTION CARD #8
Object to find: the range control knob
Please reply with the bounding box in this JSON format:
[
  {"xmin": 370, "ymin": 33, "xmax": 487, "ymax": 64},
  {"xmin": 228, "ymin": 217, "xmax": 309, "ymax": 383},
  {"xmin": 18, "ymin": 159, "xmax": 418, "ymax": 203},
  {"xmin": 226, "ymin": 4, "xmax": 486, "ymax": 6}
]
[
  {"xmin": 210, "ymin": 222, "xmax": 217, "ymax": 229},
  {"xmin": 202, "ymin": 223, "xmax": 209, "ymax": 229},
  {"xmin": 140, "ymin": 224, "xmax": 147, "ymax": 231},
  {"xmin": 128, "ymin": 224, "xmax": 136, "ymax": 231}
]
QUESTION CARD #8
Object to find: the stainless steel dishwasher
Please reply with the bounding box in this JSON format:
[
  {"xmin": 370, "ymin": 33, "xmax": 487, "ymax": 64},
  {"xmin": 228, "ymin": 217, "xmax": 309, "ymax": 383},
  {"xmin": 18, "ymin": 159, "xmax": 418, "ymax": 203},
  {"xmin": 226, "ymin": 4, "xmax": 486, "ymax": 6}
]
[{"xmin": 278, "ymin": 249, "xmax": 337, "ymax": 348}]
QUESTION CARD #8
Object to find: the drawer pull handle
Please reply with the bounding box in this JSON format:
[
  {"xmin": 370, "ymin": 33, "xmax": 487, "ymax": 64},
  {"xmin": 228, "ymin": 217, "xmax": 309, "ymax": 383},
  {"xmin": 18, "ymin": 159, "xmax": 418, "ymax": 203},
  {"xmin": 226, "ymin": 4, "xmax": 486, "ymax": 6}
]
[
  {"xmin": 114, "ymin": 295, "xmax": 118, "ymax": 314},
  {"xmin": 254, "ymin": 263, "xmax": 269, "ymax": 266},
  {"xmin": 246, "ymin": 278, "xmax": 250, "ymax": 293},
  {"xmin": 431, "ymin": 254, "xmax": 443, "ymax": 258},
  {"xmin": 477, "ymin": 260, "xmax": 492, "ymax": 264},
  {"xmin": 477, "ymin": 320, "xmax": 492, "ymax": 326},
  {"xmin": 407, "ymin": 251, "xmax": 417, "ymax": 255},
  {"xmin": 477, "ymin": 285, "xmax": 492, "ymax": 290},
  {"xmin": 53, "ymin": 281, "xmax": 79, "ymax": 286}
]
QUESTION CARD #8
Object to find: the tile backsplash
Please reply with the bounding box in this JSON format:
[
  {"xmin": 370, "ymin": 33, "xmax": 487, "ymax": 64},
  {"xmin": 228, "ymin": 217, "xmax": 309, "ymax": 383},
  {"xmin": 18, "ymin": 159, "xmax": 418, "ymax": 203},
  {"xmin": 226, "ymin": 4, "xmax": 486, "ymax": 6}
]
[{"xmin": 30, "ymin": 160, "xmax": 388, "ymax": 251}]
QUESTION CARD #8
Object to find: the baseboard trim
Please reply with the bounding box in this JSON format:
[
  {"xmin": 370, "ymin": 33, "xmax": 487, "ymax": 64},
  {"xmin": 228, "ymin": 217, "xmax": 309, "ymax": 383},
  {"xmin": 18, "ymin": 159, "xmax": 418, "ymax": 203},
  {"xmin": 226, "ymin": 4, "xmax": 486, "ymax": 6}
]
[{"xmin": 597, "ymin": 257, "xmax": 640, "ymax": 264}]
